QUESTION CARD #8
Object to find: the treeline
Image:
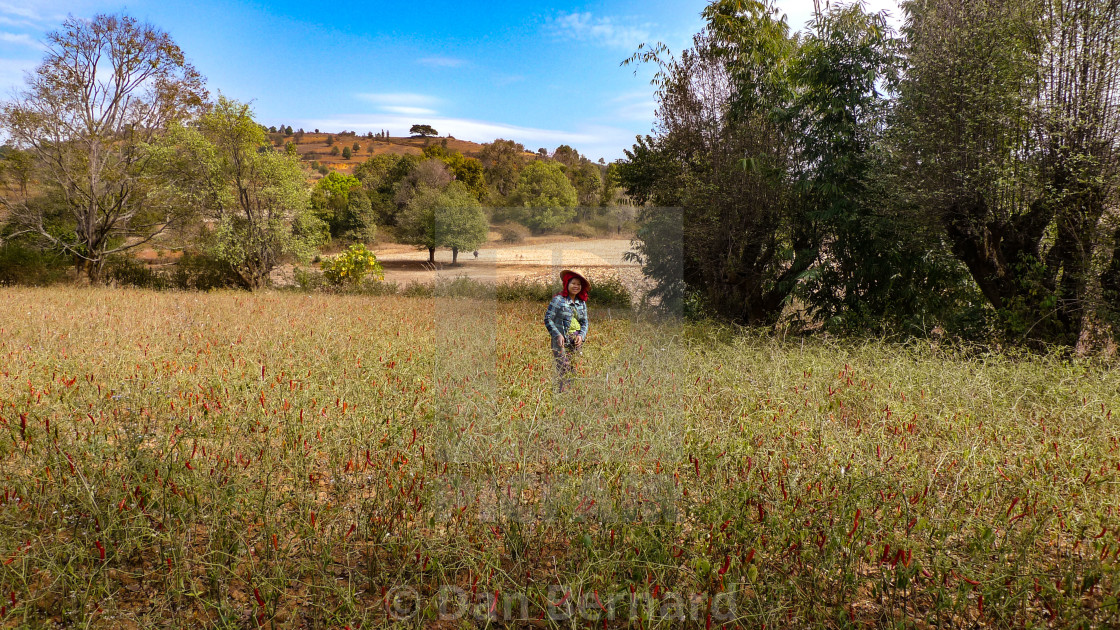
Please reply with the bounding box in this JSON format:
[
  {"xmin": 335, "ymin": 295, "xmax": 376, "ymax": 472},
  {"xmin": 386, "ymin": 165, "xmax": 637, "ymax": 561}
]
[
  {"xmin": 619, "ymin": 0, "xmax": 1120, "ymax": 347},
  {"xmin": 0, "ymin": 14, "xmax": 628, "ymax": 290}
]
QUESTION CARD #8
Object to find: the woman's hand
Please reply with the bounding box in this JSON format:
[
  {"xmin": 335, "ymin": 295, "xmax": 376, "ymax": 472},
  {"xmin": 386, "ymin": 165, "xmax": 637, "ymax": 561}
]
[
  {"xmin": 554, "ymin": 335, "xmax": 566, "ymax": 351},
  {"xmin": 572, "ymin": 334, "xmax": 583, "ymax": 349}
]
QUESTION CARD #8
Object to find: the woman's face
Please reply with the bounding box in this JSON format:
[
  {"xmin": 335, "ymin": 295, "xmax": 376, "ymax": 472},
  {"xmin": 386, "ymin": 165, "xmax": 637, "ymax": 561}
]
[{"xmin": 567, "ymin": 277, "xmax": 582, "ymax": 295}]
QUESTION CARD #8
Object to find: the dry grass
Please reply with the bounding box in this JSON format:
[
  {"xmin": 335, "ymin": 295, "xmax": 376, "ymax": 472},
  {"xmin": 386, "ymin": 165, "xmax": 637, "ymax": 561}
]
[{"xmin": 0, "ymin": 287, "xmax": 1118, "ymax": 628}]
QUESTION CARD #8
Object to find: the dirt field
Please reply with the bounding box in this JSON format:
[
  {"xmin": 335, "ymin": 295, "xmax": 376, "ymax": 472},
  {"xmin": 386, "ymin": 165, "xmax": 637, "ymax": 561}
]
[{"xmin": 369, "ymin": 234, "xmax": 650, "ymax": 295}]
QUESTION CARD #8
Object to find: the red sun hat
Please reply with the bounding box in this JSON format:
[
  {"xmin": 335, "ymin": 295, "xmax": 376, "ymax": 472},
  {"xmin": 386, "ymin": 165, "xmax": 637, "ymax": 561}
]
[{"xmin": 560, "ymin": 269, "xmax": 590, "ymax": 301}]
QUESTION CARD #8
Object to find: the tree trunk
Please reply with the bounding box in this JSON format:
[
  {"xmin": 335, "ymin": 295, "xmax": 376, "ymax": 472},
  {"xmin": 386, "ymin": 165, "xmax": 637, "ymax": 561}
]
[
  {"xmin": 428, "ymin": 248, "xmax": 436, "ymax": 263},
  {"xmin": 452, "ymin": 247, "xmax": 459, "ymax": 264}
]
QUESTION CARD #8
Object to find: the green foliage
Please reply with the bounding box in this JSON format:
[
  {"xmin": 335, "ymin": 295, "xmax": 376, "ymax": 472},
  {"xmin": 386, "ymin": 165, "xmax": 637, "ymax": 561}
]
[
  {"xmin": 410, "ymin": 124, "xmax": 437, "ymax": 137},
  {"xmin": 104, "ymin": 256, "xmax": 169, "ymax": 290},
  {"xmin": 479, "ymin": 139, "xmax": 527, "ymax": 199},
  {"xmin": 329, "ymin": 146, "xmax": 340, "ymax": 156},
  {"xmin": 321, "ymin": 243, "xmax": 384, "ymax": 286},
  {"xmin": 0, "ymin": 241, "xmax": 70, "ymax": 286},
  {"xmin": 174, "ymin": 96, "xmax": 326, "ymax": 289},
  {"xmin": 169, "ymin": 250, "xmax": 245, "ymax": 290},
  {"xmin": 341, "ymin": 146, "xmax": 352, "ymax": 160},
  {"xmin": 587, "ymin": 276, "xmax": 632, "ymax": 308},
  {"xmin": 0, "ymin": 13, "xmax": 207, "ymax": 283},
  {"xmin": 398, "ymin": 181, "xmax": 488, "ymax": 262},
  {"xmin": 510, "ymin": 161, "xmax": 578, "ymax": 232},
  {"xmin": 325, "ymin": 135, "xmax": 334, "ymax": 146}
]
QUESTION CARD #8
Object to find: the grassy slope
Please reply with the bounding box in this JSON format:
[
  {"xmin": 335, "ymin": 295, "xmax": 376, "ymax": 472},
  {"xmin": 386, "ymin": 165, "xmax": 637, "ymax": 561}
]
[{"xmin": 0, "ymin": 287, "xmax": 1118, "ymax": 628}]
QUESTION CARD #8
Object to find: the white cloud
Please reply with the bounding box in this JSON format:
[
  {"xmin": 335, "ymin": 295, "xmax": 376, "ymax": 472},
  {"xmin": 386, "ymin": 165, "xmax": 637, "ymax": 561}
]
[
  {"xmin": 610, "ymin": 91, "xmax": 657, "ymax": 122},
  {"xmin": 417, "ymin": 56, "xmax": 467, "ymax": 68},
  {"xmin": 550, "ymin": 11, "xmax": 653, "ymax": 50},
  {"xmin": 0, "ymin": 31, "xmax": 43, "ymax": 50},
  {"xmin": 382, "ymin": 105, "xmax": 437, "ymax": 115},
  {"xmin": 0, "ymin": 56, "xmax": 36, "ymax": 96},
  {"xmin": 356, "ymin": 92, "xmax": 440, "ymax": 106},
  {"xmin": 356, "ymin": 92, "xmax": 442, "ymax": 116}
]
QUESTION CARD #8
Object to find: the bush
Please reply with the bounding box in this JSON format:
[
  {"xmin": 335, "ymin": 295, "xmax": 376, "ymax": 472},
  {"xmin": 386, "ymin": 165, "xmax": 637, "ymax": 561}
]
[
  {"xmin": 105, "ymin": 256, "xmax": 169, "ymax": 290},
  {"xmin": 494, "ymin": 278, "xmax": 555, "ymax": 302},
  {"xmin": 558, "ymin": 222, "xmax": 597, "ymax": 239},
  {"xmin": 496, "ymin": 223, "xmax": 529, "ymax": 243},
  {"xmin": 170, "ymin": 251, "xmax": 244, "ymax": 290},
  {"xmin": 0, "ymin": 243, "xmax": 70, "ymax": 286},
  {"xmin": 586, "ymin": 215, "xmax": 612, "ymax": 234},
  {"xmin": 587, "ymin": 275, "xmax": 631, "ymax": 308},
  {"xmin": 321, "ymin": 244, "xmax": 384, "ymax": 286}
]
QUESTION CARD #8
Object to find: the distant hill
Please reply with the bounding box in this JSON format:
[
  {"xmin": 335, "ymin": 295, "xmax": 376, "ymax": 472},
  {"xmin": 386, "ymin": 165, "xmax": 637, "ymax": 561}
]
[{"xmin": 266, "ymin": 131, "xmax": 537, "ymax": 176}]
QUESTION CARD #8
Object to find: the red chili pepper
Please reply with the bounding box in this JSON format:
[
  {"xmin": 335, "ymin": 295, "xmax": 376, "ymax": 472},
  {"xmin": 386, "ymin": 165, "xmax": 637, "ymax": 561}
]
[
  {"xmin": 744, "ymin": 548, "xmax": 756, "ymax": 563},
  {"xmin": 718, "ymin": 555, "xmax": 731, "ymax": 576},
  {"xmin": 95, "ymin": 540, "xmax": 105, "ymax": 561},
  {"xmin": 254, "ymin": 587, "xmax": 265, "ymax": 608}
]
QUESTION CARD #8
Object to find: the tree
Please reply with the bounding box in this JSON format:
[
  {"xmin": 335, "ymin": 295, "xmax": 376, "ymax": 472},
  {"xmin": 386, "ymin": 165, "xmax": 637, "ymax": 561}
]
[
  {"xmin": 0, "ymin": 13, "xmax": 207, "ymax": 283},
  {"xmin": 353, "ymin": 153, "xmax": 421, "ymax": 225},
  {"xmin": 353, "ymin": 142, "xmax": 361, "ymax": 152},
  {"xmin": 568, "ymin": 160, "xmax": 604, "ymax": 212},
  {"xmin": 330, "ymin": 146, "xmax": 341, "ymax": 156},
  {"xmin": 326, "ymin": 135, "xmax": 334, "ymax": 146},
  {"xmin": 619, "ymin": 0, "xmax": 815, "ymax": 326},
  {"xmin": 786, "ymin": 3, "xmax": 968, "ymax": 334},
  {"xmin": 510, "ymin": 161, "xmax": 578, "ymax": 232},
  {"xmin": 552, "ymin": 145, "xmax": 581, "ymax": 169},
  {"xmin": 342, "ymin": 146, "xmax": 352, "ymax": 160},
  {"xmin": 398, "ymin": 181, "xmax": 487, "ymax": 263},
  {"xmin": 897, "ymin": 0, "xmax": 1120, "ymax": 344},
  {"xmin": 183, "ymin": 96, "xmax": 325, "ymax": 289},
  {"xmin": 410, "ymin": 124, "xmax": 438, "ymax": 137},
  {"xmin": 422, "ymin": 144, "xmax": 488, "ymax": 201},
  {"xmin": 479, "ymin": 139, "xmax": 528, "ymax": 198}
]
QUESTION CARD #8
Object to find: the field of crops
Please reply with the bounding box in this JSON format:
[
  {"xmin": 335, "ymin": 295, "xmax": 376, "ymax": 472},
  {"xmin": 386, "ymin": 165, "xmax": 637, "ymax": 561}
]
[{"xmin": 1, "ymin": 287, "xmax": 1119, "ymax": 628}]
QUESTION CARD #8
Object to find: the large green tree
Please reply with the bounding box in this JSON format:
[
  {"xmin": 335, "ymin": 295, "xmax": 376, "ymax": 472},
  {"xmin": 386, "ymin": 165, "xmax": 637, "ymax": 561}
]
[
  {"xmin": 398, "ymin": 181, "xmax": 487, "ymax": 263},
  {"xmin": 897, "ymin": 0, "xmax": 1120, "ymax": 344},
  {"xmin": 172, "ymin": 96, "xmax": 324, "ymax": 288},
  {"xmin": 620, "ymin": 0, "xmax": 813, "ymax": 325},
  {"xmin": 510, "ymin": 161, "xmax": 578, "ymax": 232},
  {"xmin": 0, "ymin": 13, "xmax": 207, "ymax": 283},
  {"xmin": 479, "ymin": 139, "xmax": 528, "ymax": 199}
]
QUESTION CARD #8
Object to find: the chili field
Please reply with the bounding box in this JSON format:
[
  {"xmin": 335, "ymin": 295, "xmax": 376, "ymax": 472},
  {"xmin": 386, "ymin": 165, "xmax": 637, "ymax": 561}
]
[{"xmin": 0, "ymin": 287, "xmax": 1118, "ymax": 628}]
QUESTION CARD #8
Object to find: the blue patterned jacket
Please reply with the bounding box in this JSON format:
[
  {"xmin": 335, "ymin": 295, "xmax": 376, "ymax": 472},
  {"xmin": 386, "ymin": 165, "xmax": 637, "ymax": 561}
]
[{"xmin": 544, "ymin": 294, "xmax": 589, "ymax": 341}]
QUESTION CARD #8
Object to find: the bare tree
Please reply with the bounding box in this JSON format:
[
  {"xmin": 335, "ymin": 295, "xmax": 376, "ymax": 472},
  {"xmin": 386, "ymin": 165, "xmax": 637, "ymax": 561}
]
[{"xmin": 0, "ymin": 14, "xmax": 207, "ymax": 282}]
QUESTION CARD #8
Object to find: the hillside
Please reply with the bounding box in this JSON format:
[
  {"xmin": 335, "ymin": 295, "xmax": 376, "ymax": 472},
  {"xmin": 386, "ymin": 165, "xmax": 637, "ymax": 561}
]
[{"xmin": 268, "ymin": 131, "xmax": 536, "ymax": 175}]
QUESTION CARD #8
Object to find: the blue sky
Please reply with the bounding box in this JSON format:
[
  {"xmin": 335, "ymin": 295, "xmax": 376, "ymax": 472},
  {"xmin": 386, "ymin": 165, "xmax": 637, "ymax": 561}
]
[{"xmin": 0, "ymin": 0, "xmax": 901, "ymax": 161}]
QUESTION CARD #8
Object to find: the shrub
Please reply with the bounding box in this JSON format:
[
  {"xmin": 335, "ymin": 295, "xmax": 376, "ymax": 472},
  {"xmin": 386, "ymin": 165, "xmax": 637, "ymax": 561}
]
[
  {"xmin": 494, "ymin": 278, "xmax": 555, "ymax": 302},
  {"xmin": 558, "ymin": 222, "xmax": 597, "ymax": 239},
  {"xmin": 587, "ymin": 275, "xmax": 632, "ymax": 308},
  {"xmin": 0, "ymin": 243, "xmax": 69, "ymax": 286},
  {"xmin": 170, "ymin": 251, "xmax": 244, "ymax": 290},
  {"xmin": 321, "ymin": 244, "xmax": 384, "ymax": 286},
  {"xmin": 105, "ymin": 256, "xmax": 169, "ymax": 290},
  {"xmin": 496, "ymin": 223, "xmax": 529, "ymax": 243}
]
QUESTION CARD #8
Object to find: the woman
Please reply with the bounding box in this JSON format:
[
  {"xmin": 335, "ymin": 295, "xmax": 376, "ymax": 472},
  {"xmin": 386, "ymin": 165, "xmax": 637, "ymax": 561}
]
[{"xmin": 544, "ymin": 269, "xmax": 590, "ymax": 393}]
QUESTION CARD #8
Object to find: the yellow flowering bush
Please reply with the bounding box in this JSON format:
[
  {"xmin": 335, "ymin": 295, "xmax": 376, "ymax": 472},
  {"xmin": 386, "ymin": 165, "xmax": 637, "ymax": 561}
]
[{"xmin": 321, "ymin": 244, "xmax": 384, "ymax": 286}]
